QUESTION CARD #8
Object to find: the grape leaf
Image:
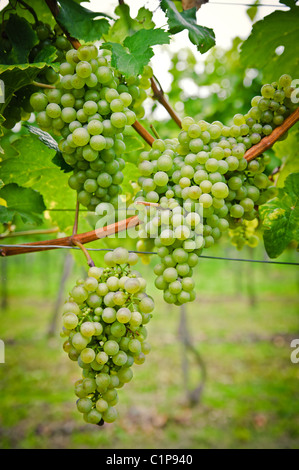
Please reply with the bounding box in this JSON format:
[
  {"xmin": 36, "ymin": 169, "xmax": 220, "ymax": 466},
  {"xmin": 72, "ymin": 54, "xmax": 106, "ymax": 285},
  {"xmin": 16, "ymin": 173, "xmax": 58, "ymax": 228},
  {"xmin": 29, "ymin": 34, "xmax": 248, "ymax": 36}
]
[
  {"xmin": 124, "ymin": 136, "xmax": 145, "ymax": 154},
  {"xmin": 240, "ymin": 7, "xmax": 299, "ymax": 82},
  {"xmin": 121, "ymin": 162, "xmax": 140, "ymax": 196},
  {"xmin": 57, "ymin": 0, "xmax": 111, "ymax": 43},
  {"xmin": 23, "ymin": 123, "xmax": 72, "ymax": 173},
  {"xmin": 0, "ymin": 14, "xmax": 38, "ymax": 65},
  {"xmin": 0, "ymin": 134, "xmax": 76, "ymax": 232},
  {"xmin": 0, "ymin": 183, "xmax": 45, "ymax": 225},
  {"xmin": 33, "ymin": 45, "xmax": 58, "ymax": 64},
  {"xmin": 259, "ymin": 173, "xmax": 299, "ymax": 258},
  {"xmin": 160, "ymin": 0, "xmax": 215, "ymax": 53},
  {"xmin": 279, "ymin": 0, "xmax": 296, "ymax": 8},
  {"xmin": 0, "ymin": 0, "xmax": 57, "ymax": 28},
  {"xmin": 105, "ymin": 4, "xmax": 155, "ymax": 43},
  {"xmin": 0, "ymin": 61, "xmax": 58, "ymax": 116},
  {"xmin": 273, "ymin": 129, "xmax": 299, "ymax": 188},
  {"xmin": 103, "ymin": 28, "xmax": 170, "ymax": 77}
]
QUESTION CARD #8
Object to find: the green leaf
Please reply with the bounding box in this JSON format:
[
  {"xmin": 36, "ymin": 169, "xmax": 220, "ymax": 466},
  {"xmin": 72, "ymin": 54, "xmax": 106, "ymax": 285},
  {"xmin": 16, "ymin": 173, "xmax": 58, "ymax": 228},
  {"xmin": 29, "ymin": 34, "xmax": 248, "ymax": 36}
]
[
  {"xmin": 0, "ymin": 183, "xmax": 45, "ymax": 225},
  {"xmin": 259, "ymin": 173, "xmax": 299, "ymax": 258},
  {"xmin": 121, "ymin": 162, "xmax": 140, "ymax": 196},
  {"xmin": 246, "ymin": 0, "xmax": 260, "ymax": 22},
  {"xmin": 0, "ymin": 134, "xmax": 76, "ymax": 232},
  {"xmin": 273, "ymin": 129, "xmax": 299, "ymax": 188},
  {"xmin": 279, "ymin": 0, "xmax": 296, "ymax": 8},
  {"xmin": 103, "ymin": 28, "xmax": 170, "ymax": 77},
  {"xmin": 57, "ymin": 0, "xmax": 111, "ymax": 43},
  {"xmin": 0, "ymin": 62, "xmax": 56, "ymax": 115},
  {"xmin": 23, "ymin": 124, "xmax": 72, "ymax": 173},
  {"xmin": 160, "ymin": 0, "xmax": 215, "ymax": 53},
  {"xmin": 0, "ymin": 14, "xmax": 38, "ymax": 65},
  {"xmin": 33, "ymin": 45, "xmax": 58, "ymax": 64},
  {"xmin": 124, "ymin": 136, "xmax": 145, "ymax": 154},
  {"xmin": 105, "ymin": 4, "xmax": 155, "ymax": 43},
  {"xmin": 0, "ymin": 0, "xmax": 57, "ymax": 28},
  {"xmin": 240, "ymin": 7, "xmax": 299, "ymax": 82}
]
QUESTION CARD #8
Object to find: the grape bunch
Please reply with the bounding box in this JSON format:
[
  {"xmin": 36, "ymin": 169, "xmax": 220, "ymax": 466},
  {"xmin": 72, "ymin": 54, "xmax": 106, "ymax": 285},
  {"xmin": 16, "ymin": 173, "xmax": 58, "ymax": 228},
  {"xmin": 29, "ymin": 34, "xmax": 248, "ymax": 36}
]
[
  {"xmin": 229, "ymin": 219, "xmax": 260, "ymax": 250},
  {"xmin": 134, "ymin": 74, "xmax": 298, "ymax": 304},
  {"xmin": 61, "ymin": 247, "xmax": 154, "ymax": 425},
  {"xmin": 29, "ymin": 43, "xmax": 152, "ymax": 211},
  {"xmin": 30, "ymin": 22, "xmax": 71, "ymax": 67}
]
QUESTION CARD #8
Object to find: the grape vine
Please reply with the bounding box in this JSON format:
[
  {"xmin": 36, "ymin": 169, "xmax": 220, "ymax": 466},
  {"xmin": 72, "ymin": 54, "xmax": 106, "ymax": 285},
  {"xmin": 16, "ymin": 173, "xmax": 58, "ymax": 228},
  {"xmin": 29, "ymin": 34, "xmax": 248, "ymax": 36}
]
[{"xmin": 0, "ymin": 0, "xmax": 298, "ymax": 428}]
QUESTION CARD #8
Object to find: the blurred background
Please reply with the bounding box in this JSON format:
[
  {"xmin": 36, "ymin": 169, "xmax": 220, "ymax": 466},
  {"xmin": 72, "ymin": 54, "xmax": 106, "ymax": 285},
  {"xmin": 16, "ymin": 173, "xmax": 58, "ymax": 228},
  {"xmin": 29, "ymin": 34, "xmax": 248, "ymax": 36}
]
[
  {"xmin": 0, "ymin": 0, "xmax": 299, "ymax": 450},
  {"xmin": 0, "ymin": 240, "xmax": 298, "ymax": 449}
]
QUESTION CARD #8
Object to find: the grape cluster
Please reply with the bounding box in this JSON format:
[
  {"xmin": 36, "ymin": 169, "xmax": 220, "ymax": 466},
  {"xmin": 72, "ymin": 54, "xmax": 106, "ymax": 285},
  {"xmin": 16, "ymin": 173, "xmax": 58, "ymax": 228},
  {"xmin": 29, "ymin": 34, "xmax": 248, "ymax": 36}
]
[
  {"xmin": 30, "ymin": 22, "xmax": 71, "ymax": 66},
  {"xmin": 61, "ymin": 247, "xmax": 154, "ymax": 425},
  {"xmin": 229, "ymin": 219, "xmax": 260, "ymax": 249},
  {"xmin": 134, "ymin": 74, "xmax": 298, "ymax": 304},
  {"xmin": 29, "ymin": 43, "xmax": 152, "ymax": 211}
]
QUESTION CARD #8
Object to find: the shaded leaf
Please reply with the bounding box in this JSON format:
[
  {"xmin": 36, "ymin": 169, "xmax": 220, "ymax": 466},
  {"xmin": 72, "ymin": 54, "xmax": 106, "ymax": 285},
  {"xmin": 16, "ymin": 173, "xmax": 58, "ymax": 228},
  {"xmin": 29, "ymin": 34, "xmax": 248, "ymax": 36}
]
[
  {"xmin": 0, "ymin": 183, "xmax": 45, "ymax": 225},
  {"xmin": 273, "ymin": 129, "xmax": 299, "ymax": 188},
  {"xmin": 0, "ymin": 14, "xmax": 38, "ymax": 65},
  {"xmin": 0, "ymin": 134, "xmax": 76, "ymax": 232},
  {"xmin": 57, "ymin": 0, "xmax": 111, "ymax": 43},
  {"xmin": 0, "ymin": 62, "xmax": 58, "ymax": 115},
  {"xmin": 160, "ymin": 0, "xmax": 215, "ymax": 53},
  {"xmin": 240, "ymin": 7, "xmax": 299, "ymax": 82}
]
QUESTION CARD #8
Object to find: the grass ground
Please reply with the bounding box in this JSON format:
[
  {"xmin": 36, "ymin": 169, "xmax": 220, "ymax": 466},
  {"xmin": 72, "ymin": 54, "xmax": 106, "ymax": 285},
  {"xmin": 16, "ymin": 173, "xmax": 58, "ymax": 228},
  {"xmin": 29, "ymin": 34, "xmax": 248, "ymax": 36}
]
[{"xmin": 0, "ymin": 243, "xmax": 298, "ymax": 449}]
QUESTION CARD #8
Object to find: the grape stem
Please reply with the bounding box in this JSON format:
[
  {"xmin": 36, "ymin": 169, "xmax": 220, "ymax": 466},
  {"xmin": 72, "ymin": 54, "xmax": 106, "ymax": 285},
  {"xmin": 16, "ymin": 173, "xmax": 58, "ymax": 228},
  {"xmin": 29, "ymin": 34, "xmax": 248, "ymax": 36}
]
[
  {"xmin": 150, "ymin": 124, "xmax": 161, "ymax": 139},
  {"xmin": 150, "ymin": 76, "xmax": 182, "ymax": 128},
  {"xmin": 244, "ymin": 107, "xmax": 299, "ymax": 162},
  {"xmin": 0, "ymin": 226, "xmax": 59, "ymax": 240},
  {"xmin": 0, "ymin": 216, "xmax": 141, "ymax": 257},
  {"xmin": 72, "ymin": 197, "xmax": 80, "ymax": 236},
  {"xmin": 132, "ymin": 121, "xmax": 155, "ymax": 146},
  {"xmin": 71, "ymin": 239, "xmax": 95, "ymax": 267},
  {"xmin": 32, "ymin": 80, "xmax": 56, "ymax": 89}
]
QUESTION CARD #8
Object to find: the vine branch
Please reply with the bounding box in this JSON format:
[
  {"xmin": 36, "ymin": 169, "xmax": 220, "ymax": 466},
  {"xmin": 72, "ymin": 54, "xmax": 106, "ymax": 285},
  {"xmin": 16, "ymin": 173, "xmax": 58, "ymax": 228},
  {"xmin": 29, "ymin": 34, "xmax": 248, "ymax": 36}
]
[
  {"xmin": 132, "ymin": 121, "xmax": 155, "ymax": 146},
  {"xmin": 150, "ymin": 77, "xmax": 182, "ymax": 128},
  {"xmin": 72, "ymin": 197, "xmax": 80, "ymax": 236},
  {"xmin": 44, "ymin": 0, "xmax": 81, "ymax": 49},
  {"xmin": 0, "ymin": 216, "xmax": 140, "ymax": 257}
]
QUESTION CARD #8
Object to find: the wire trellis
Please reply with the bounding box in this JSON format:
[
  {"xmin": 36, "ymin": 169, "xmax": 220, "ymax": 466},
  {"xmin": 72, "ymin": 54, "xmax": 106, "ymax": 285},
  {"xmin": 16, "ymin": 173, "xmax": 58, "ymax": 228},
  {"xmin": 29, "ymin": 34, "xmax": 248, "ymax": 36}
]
[{"xmin": 0, "ymin": 244, "xmax": 298, "ymax": 266}]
